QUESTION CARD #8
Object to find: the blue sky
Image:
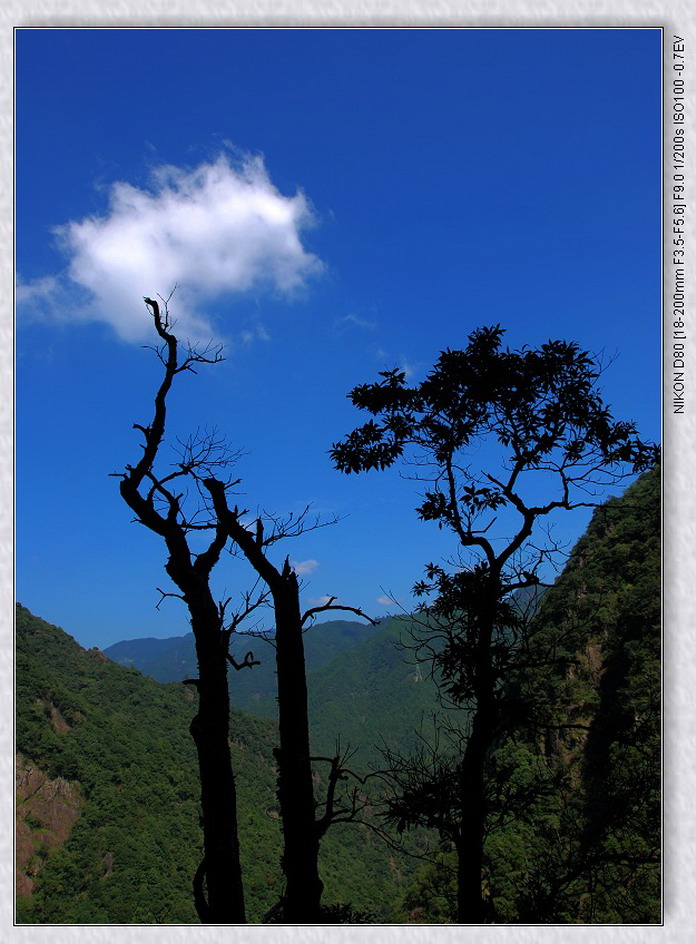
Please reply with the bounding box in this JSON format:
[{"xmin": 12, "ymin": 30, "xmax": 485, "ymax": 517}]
[{"xmin": 16, "ymin": 28, "xmax": 662, "ymax": 650}]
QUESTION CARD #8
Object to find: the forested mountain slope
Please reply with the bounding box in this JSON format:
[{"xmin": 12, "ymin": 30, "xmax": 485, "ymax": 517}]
[
  {"xmin": 502, "ymin": 465, "xmax": 661, "ymax": 923},
  {"xmin": 307, "ymin": 615, "xmax": 441, "ymax": 770},
  {"xmin": 16, "ymin": 468, "xmax": 660, "ymax": 924},
  {"xmin": 15, "ymin": 606, "xmax": 414, "ymax": 923},
  {"xmin": 104, "ymin": 613, "xmax": 443, "ymax": 769}
]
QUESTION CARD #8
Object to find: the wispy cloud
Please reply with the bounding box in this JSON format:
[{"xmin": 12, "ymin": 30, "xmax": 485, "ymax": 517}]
[
  {"xmin": 292, "ymin": 559, "xmax": 320, "ymax": 576},
  {"xmin": 333, "ymin": 312, "xmax": 377, "ymax": 333},
  {"xmin": 18, "ymin": 153, "xmax": 322, "ymax": 343},
  {"xmin": 399, "ymin": 358, "xmax": 418, "ymax": 380},
  {"xmin": 240, "ymin": 321, "xmax": 271, "ymax": 345},
  {"xmin": 377, "ymin": 594, "xmax": 398, "ymax": 607},
  {"xmin": 371, "ymin": 347, "xmax": 421, "ymax": 381},
  {"xmin": 16, "ymin": 275, "xmax": 60, "ymax": 306}
]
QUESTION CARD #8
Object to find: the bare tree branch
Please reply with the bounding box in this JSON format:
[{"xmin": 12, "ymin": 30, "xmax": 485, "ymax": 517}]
[{"xmin": 301, "ymin": 597, "xmax": 377, "ymax": 628}]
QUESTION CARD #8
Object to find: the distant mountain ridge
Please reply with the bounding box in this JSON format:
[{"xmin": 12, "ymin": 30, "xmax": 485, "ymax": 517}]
[
  {"xmin": 102, "ymin": 632, "xmax": 194, "ymax": 669},
  {"xmin": 105, "ymin": 619, "xmax": 382, "ymax": 676},
  {"xmin": 104, "ymin": 619, "xmax": 384, "ymax": 716}
]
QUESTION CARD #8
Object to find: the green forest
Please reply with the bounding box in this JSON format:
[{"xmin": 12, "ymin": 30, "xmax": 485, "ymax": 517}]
[{"xmin": 16, "ymin": 465, "xmax": 660, "ymax": 924}]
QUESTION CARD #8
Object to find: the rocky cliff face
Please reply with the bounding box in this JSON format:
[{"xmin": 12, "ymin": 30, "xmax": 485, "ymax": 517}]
[{"xmin": 16, "ymin": 752, "xmax": 82, "ymax": 898}]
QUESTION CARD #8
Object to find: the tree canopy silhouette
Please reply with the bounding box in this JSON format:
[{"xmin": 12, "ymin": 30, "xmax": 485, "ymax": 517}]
[{"xmin": 331, "ymin": 324, "xmax": 658, "ymax": 923}]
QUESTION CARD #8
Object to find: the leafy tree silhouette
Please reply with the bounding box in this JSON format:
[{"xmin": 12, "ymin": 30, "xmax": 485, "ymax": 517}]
[{"xmin": 332, "ymin": 324, "xmax": 657, "ymax": 923}]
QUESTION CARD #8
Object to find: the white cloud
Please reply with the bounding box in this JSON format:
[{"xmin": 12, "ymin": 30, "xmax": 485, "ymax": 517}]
[
  {"xmin": 21, "ymin": 153, "xmax": 322, "ymax": 343},
  {"xmin": 292, "ymin": 559, "xmax": 320, "ymax": 576},
  {"xmin": 377, "ymin": 595, "xmax": 397, "ymax": 607}
]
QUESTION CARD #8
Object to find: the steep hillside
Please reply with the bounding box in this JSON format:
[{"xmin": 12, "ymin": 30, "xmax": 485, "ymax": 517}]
[
  {"xmin": 16, "ymin": 604, "xmax": 282, "ymax": 922},
  {"xmin": 487, "ymin": 468, "xmax": 660, "ymax": 923},
  {"xmin": 16, "ymin": 752, "xmax": 82, "ymax": 898}
]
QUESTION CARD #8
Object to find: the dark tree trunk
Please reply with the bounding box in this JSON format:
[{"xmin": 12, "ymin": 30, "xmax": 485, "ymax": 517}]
[
  {"xmin": 165, "ymin": 559, "xmax": 246, "ymax": 925},
  {"xmin": 273, "ymin": 576, "xmax": 323, "ymax": 923},
  {"xmin": 202, "ymin": 480, "xmax": 330, "ymax": 921},
  {"xmin": 456, "ymin": 713, "xmax": 490, "ymax": 923},
  {"xmin": 456, "ymin": 595, "xmax": 498, "ymax": 924},
  {"xmin": 190, "ymin": 623, "xmax": 246, "ymax": 923}
]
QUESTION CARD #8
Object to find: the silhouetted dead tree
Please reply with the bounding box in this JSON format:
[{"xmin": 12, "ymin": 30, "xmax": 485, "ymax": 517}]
[
  {"xmin": 204, "ymin": 481, "xmax": 375, "ymax": 923},
  {"xmin": 119, "ymin": 294, "xmax": 375, "ymax": 924},
  {"xmin": 116, "ymin": 295, "xmax": 245, "ymax": 923}
]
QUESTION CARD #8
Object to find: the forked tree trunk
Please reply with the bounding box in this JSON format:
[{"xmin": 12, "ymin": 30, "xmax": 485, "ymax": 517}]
[
  {"xmin": 163, "ymin": 561, "xmax": 247, "ymax": 925},
  {"xmin": 202, "ymin": 480, "xmax": 325, "ymax": 922}
]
